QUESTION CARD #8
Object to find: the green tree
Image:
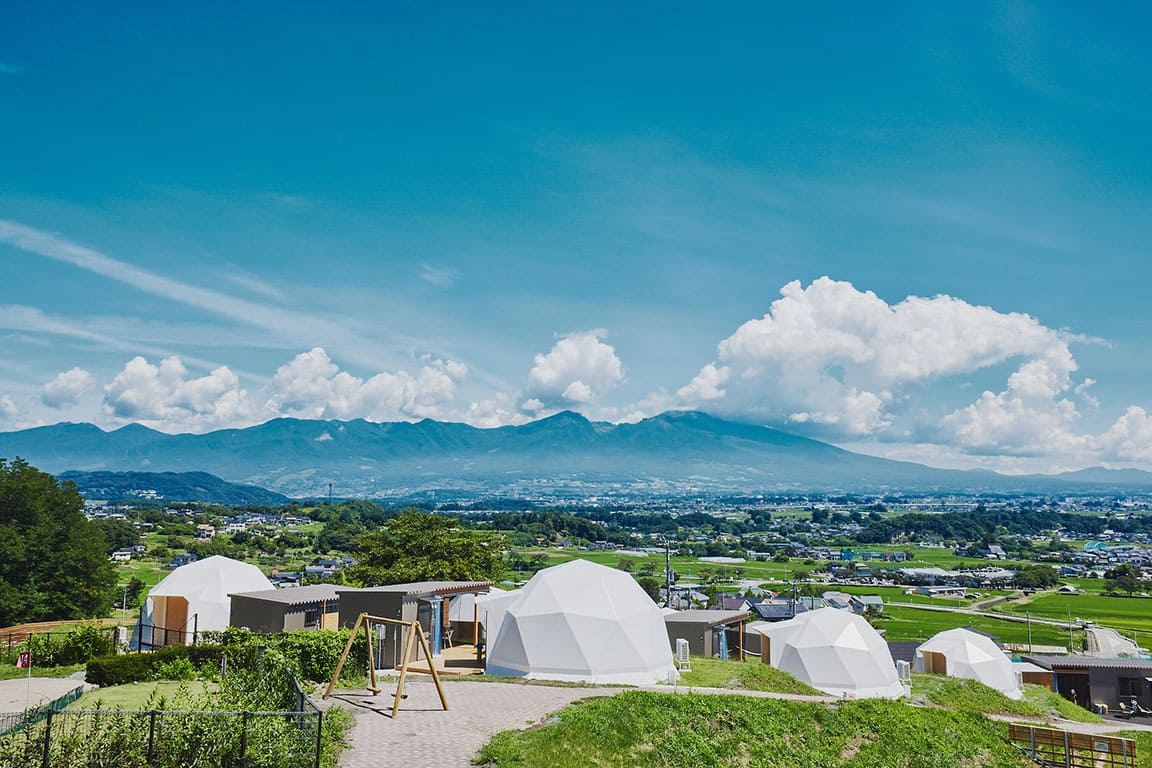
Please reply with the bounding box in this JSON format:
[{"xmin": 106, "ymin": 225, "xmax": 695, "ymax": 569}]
[
  {"xmin": 346, "ymin": 510, "xmax": 504, "ymax": 585},
  {"xmin": 0, "ymin": 458, "xmax": 117, "ymax": 625},
  {"xmin": 1104, "ymin": 563, "xmax": 1147, "ymax": 596},
  {"xmin": 635, "ymin": 576, "xmax": 662, "ymax": 604},
  {"xmin": 91, "ymin": 518, "xmax": 140, "ymax": 553}
]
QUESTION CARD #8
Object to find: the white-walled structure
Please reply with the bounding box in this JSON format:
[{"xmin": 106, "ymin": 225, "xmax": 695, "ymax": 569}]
[
  {"xmin": 916, "ymin": 628, "xmax": 1023, "ymax": 699},
  {"xmin": 473, "ymin": 588, "xmax": 523, "ymax": 646},
  {"xmin": 749, "ymin": 607, "xmax": 906, "ymax": 699},
  {"xmin": 485, "ymin": 559, "xmax": 676, "ymax": 684},
  {"xmin": 141, "ymin": 556, "xmax": 274, "ymax": 647}
]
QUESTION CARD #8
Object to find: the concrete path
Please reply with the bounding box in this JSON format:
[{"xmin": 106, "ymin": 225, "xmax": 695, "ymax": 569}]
[
  {"xmin": 325, "ymin": 680, "xmax": 608, "ymax": 767},
  {"xmin": 0, "ymin": 677, "xmax": 84, "ymax": 711}
]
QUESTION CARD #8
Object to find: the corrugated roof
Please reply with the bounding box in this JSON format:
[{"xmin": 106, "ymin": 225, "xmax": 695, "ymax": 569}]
[
  {"xmin": 337, "ymin": 581, "xmax": 492, "ymax": 597},
  {"xmin": 1023, "ymin": 655, "xmax": 1152, "ymax": 672},
  {"xmin": 229, "ymin": 584, "xmax": 342, "ymax": 605},
  {"xmin": 663, "ymin": 609, "xmax": 749, "ymax": 626}
]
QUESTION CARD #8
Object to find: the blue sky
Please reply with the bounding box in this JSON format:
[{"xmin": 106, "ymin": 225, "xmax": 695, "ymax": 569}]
[{"xmin": 2, "ymin": 2, "xmax": 1151, "ymax": 473}]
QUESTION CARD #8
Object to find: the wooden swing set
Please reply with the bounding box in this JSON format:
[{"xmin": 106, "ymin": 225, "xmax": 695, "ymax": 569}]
[{"xmin": 322, "ymin": 612, "xmax": 448, "ymax": 719}]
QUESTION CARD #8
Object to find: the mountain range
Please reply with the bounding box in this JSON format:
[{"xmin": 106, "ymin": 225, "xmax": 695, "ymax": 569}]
[{"xmin": 2, "ymin": 410, "xmax": 1151, "ymax": 498}]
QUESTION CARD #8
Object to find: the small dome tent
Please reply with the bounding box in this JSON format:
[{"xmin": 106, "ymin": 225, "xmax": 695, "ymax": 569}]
[
  {"xmin": 486, "ymin": 559, "xmax": 675, "ymax": 684},
  {"xmin": 916, "ymin": 628, "xmax": 1023, "ymax": 699},
  {"xmin": 750, "ymin": 607, "xmax": 906, "ymax": 699},
  {"xmin": 141, "ymin": 556, "xmax": 273, "ymax": 647}
]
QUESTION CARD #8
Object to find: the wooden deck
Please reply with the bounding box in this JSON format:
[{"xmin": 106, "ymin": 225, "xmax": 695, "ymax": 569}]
[{"xmin": 402, "ymin": 643, "xmax": 485, "ymax": 676}]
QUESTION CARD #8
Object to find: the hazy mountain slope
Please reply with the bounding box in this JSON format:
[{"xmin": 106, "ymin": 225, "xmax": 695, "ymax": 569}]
[{"xmin": 2, "ymin": 411, "xmax": 1150, "ymax": 497}]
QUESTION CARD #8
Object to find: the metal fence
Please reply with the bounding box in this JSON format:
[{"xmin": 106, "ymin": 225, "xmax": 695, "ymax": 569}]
[{"xmin": 0, "ymin": 675, "xmax": 324, "ymax": 768}]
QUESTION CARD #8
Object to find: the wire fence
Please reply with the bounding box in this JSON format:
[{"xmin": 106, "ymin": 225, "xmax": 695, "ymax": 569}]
[{"xmin": 0, "ymin": 674, "xmax": 324, "ymax": 768}]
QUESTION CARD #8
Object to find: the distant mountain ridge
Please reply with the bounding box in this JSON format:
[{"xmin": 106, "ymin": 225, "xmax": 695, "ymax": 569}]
[
  {"xmin": 2, "ymin": 410, "xmax": 1151, "ymax": 497},
  {"xmin": 58, "ymin": 470, "xmax": 289, "ymax": 505}
]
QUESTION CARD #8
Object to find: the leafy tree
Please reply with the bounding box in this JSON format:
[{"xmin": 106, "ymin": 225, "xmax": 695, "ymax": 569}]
[
  {"xmin": 635, "ymin": 576, "xmax": 662, "ymax": 604},
  {"xmin": 92, "ymin": 518, "xmax": 140, "ymax": 553},
  {"xmin": 346, "ymin": 510, "xmax": 504, "ymax": 585},
  {"xmin": 1013, "ymin": 565, "xmax": 1060, "ymax": 590},
  {"xmin": 616, "ymin": 558, "xmax": 636, "ymax": 573},
  {"xmin": 124, "ymin": 576, "xmax": 147, "ymax": 609},
  {"xmin": 1104, "ymin": 563, "xmax": 1147, "ymax": 596},
  {"xmin": 0, "ymin": 458, "xmax": 117, "ymax": 625}
]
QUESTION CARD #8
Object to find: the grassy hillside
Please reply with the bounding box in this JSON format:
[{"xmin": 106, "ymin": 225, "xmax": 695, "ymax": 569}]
[
  {"xmin": 476, "ymin": 691, "xmax": 1033, "ymax": 768},
  {"xmin": 676, "ymin": 657, "xmax": 821, "ymax": 695},
  {"xmin": 911, "ymin": 675, "xmax": 1102, "ymax": 723}
]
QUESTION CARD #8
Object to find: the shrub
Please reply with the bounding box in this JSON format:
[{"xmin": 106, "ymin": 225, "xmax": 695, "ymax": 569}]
[{"xmin": 25, "ymin": 623, "xmax": 117, "ymax": 667}]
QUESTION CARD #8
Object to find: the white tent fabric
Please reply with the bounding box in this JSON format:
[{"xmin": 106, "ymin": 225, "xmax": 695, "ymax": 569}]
[
  {"xmin": 142, "ymin": 556, "xmax": 274, "ymax": 643},
  {"xmin": 474, "ymin": 588, "xmax": 523, "ymax": 645},
  {"xmin": 486, "ymin": 559, "xmax": 676, "ymax": 684},
  {"xmin": 749, "ymin": 607, "xmax": 906, "ymax": 699},
  {"xmin": 916, "ymin": 628, "xmax": 1023, "ymax": 699}
]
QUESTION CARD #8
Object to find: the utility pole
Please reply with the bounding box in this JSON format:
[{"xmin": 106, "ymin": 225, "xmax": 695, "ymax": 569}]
[
  {"xmin": 664, "ymin": 539, "xmax": 673, "ymax": 608},
  {"xmin": 1027, "ymin": 611, "xmax": 1032, "ymax": 653}
]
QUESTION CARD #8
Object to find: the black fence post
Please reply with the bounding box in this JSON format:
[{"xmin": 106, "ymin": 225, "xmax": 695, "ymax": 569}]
[
  {"xmin": 40, "ymin": 710, "xmax": 53, "ymax": 768},
  {"xmin": 147, "ymin": 710, "xmax": 157, "ymax": 762},
  {"xmin": 239, "ymin": 711, "xmax": 249, "ymax": 764},
  {"xmin": 314, "ymin": 711, "xmax": 323, "ymax": 768}
]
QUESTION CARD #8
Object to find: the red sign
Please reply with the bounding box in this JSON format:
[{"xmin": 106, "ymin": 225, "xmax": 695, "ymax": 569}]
[{"xmin": 16, "ymin": 651, "xmax": 31, "ymax": 669}]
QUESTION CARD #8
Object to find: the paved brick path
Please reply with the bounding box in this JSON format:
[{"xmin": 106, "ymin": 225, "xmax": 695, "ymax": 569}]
[{"xmin": 326, "ymin": 680, "xmax": 607, "ymax": 767}]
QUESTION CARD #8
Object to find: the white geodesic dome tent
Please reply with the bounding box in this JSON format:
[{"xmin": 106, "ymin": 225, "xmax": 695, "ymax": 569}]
[
  {"xmin": 750, "ymin": 607, "xmax": 905, "ymax": 699},
  {"xmin": 916, "ymin": 628, "xmax": 1023, "ymax": 699},
  {"xmin": 485, "ymin": 559, "xmax": 676, "ymax": 684},
  {"xmin": 141, "ymin": 556, "xmax": 274, "ymax": 647}
]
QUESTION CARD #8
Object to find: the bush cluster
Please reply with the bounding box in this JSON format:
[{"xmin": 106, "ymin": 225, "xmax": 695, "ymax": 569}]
[
  {"xmin": 23, "ymin": 623, "xmax": 118, "ymax": 667},
  {"xmin": 86, "ymin": 628, "xmax": 368, "ymax": 686}
]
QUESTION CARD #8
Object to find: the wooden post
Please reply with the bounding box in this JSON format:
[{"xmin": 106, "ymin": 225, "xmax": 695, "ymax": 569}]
[
  {"xmin": 364, "ymin": 617, "xmax": 380, "ymax": 695},
  {"xmin": 415, "ymin": 619, "xmax": 449, "ymax": 712},
  {"xmin": 738, "ymin": 621, "xmax": 744, "ymax": 662},
  {"xmin": 473, "ymin": 601, "xmax": 480, "ymax": 645},
  {"xmin": 323, "ymin": 612, "xmax": 365, "ymax": 700},
  {"xmin": 391, "ymin": 622, "xmax": 418, "ymax": 719}
]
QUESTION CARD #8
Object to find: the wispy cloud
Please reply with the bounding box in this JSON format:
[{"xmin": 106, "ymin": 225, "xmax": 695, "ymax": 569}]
[
  {"xmin": 0, "ymin": 63, "xmax": 24, "ymax": 76},
  {"xmin": 417, "ymin": 262, "xmax": 460, "ymax": 288},
  {"xmin": 0, "ymin": 219, "xmax": 425, "ymax": 370}
]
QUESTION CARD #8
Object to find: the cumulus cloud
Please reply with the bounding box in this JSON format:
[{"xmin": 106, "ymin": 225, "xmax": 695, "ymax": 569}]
[
  {"xmin": 42, "ymin": 367, "xmax": 96, "ymax": 408},
  {"xmin": 103, "ymin": 356, "xmax": 253, "ymax": 431},
  {"xmin": 266, "ymin": 347, "xmax": 468, "ymax": 421},
  {"xmin": 524, "ymin": 331, "xmax": 624, "ymax": 410},
  {"xmin": 676, "ymin": 276, "xmax": 1084, "ymax": 438}
]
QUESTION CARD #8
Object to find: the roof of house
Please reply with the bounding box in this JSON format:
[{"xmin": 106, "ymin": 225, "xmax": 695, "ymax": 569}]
[
  {"xmin": 663, "ymin": 609, "xmax": 749, "ymax": 626},
  {"xmin": 752, "ymin": 602, "xmax": 809, "ymax": 620},
  {"xmin": 337, "ymin": 581, "xmax": 492, "ymax": 598},
  {"xmin": 887, "ymin": 641, "xmax": 919, "ymax": 664},
  {"xmin": 1023, "ymin": 655, "xmax": 1152, "ymax": 672},
  {"xmin": 229, "ymin": 584, "xmax": 342, "ymax": 606}
]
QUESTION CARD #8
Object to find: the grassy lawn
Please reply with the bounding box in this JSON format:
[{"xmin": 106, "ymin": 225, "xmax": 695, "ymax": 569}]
[
  {"xmin": 995, "ymin": 593, "xmax": 1152, "ymax": 637},
  {"xmin": 1108, "ymin": 732, "xmax": 1152, "ymax": 768},
  {"xmin": 910, "ymin": 674, "xmax": 1101, "ymax": 723},
  {"xmin": 676, "ymin": 656, "xmax": 820, "ymax": 695},
  {"xmin": 476, "ymin": 691, "xmax": 1034, "ymax": 767},
  {"xmin": 872, "ymin": 605, "xmax": 1080, "ymax": 648},
  {"xmin": 0, "ymin": 664, "xmax": 85, "ymax": 682},
  {"xmin": 69, "ymin": 680, "xmax": 215, "ymax": 710}
]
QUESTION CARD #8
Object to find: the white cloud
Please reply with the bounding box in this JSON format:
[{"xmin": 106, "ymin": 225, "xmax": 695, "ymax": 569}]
[
  {"xmin": 1089, "ymin": 406, "xmax": 1152, "ymax": 464},
  {"xmin": 417, "ymin": 263, "xmax": 460, "ymax": 288},
  {"xmin": 524, "ymin": 331, "xmax": 624, "ymax": 410},
  {"xmin": 266, "ymin": 347, "xmax": 468, "ymax": 422},
  {"xmin": 42, "ymin": 367, "xmax": 96, "ymax": 408},
  {"xmin": 0, "ymin": 394, "xmax": 16, "ymax": 422},
  {"xmin": 103, "ymin": 356, "xmax": 253, "ymax": 431},
  {"xmin": 677, "ymin": 276, "xmax": 1080, "ymax": 437}
]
